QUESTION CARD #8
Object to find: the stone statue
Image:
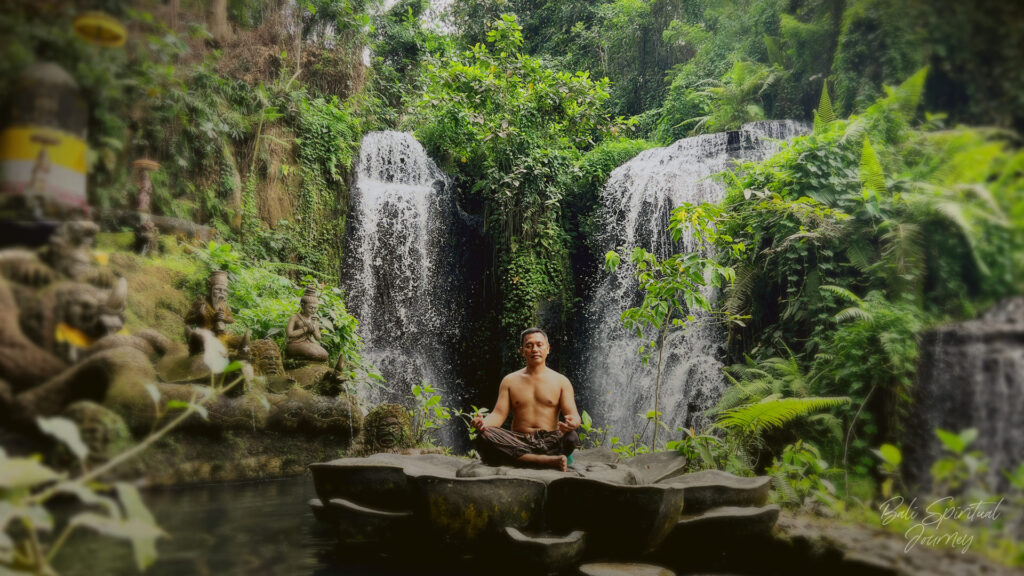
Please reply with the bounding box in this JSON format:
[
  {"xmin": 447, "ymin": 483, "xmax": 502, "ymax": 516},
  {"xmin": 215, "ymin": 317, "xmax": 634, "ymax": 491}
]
[
  {"xmin": 135, "ymin": 168, "xmax": 153, "ymax": 214},
  {"xmin": 54, "ymin": 277, "xmax": 127, "ymax": 363},
  {"xmin": 285, "ymin": 285, "xmax": 328, "ymax": 364},
  {"xmin": 47, "ymin": 220, "xmax": 100, "ymax": 282},
  {"xmin": 186, "ymin": 270, "xmax": 234, "ymax": 336},
  {"xmin": 134, "ymin": 218, "xmax": 159, "ymax": 256}
]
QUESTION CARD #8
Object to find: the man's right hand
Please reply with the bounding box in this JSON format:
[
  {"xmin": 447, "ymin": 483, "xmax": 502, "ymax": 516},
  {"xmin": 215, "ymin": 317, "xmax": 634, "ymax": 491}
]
[{"xmin": 471, "ymin": 415, "xmax": 486, "ymax": 432}]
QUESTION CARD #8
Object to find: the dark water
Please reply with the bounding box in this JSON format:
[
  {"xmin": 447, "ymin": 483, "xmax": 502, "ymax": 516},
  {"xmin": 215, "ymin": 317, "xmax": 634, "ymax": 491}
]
[{"xmin": 52, "ymin": 475, "xmax": 469, "ymax": 576}]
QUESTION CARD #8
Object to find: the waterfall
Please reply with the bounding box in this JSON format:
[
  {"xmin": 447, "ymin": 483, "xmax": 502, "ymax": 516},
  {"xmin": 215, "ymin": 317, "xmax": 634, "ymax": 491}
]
[
  {"xmin": 343, "ymin": 131, "xmax": 462, "ymax": 413},
  {"xmin": 581, "ymin": 120, "xmax": 807, "ymax": 442},
  {"xmin": 904, "ymin": 298, "xmax": 1024, "ymax": 493}
]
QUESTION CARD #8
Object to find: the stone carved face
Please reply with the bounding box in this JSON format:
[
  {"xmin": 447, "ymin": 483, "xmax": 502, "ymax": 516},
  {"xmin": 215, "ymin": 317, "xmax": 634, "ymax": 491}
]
[
  {"xmin": 362, "ymin": 404, "xmax": 412, "ymax": 453},
  {"xmin": 210, "ymin": 284, "xmax": 227, "ymax": 306},
  {"xmin": 301, "ymin": 299, "xmax": 318, "ymax": 316}
]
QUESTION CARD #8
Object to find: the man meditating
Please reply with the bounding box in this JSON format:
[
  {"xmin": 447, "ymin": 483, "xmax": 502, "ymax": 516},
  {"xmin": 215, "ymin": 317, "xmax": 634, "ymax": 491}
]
[{"xmin": 472, "ymin": 327, "xmax": 581, "ymax": 471}]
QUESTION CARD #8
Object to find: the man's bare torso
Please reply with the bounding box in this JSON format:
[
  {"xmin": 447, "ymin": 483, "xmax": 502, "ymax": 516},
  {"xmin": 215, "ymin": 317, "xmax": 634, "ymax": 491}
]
[{"xmin": 505, "ymin": 366, "xmax": 567, "ymax": 434}]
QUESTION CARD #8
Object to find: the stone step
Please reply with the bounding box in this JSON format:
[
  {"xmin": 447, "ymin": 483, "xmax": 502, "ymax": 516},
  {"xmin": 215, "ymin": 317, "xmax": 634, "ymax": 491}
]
[
  {"xmin": 328, "ymin": 497, "xmax": 414, "ymax": 545},
  {"xmin": 578, "ymin": 562, "xmax": 675, "ymax": 576},
  {"xmin": 662, "ymin": 504, "xmax": 781, "ymax": 553},
  {"xmin": 656, "ymin": 470, "xmax": 771, "ymax": 514},
  {"xmin": 308, "ymin": 498, "xmax": 329, "ymax": 524},
  {"xmin": 502, "ymin": 527, "xmax": 586, "ymax": 574}
]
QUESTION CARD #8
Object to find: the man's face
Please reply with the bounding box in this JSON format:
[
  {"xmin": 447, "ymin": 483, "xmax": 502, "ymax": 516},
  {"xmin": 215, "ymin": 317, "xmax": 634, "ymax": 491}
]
[{"xmin": 520, "ymin": 333, "xmax": 549, "ymax": 365}]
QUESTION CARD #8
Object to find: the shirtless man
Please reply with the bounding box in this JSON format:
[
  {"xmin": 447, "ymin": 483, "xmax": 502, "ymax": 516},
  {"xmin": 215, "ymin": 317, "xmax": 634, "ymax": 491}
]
[{"xmin": 471, "ymin": 327, "xmax": 581, "ymax": 471}]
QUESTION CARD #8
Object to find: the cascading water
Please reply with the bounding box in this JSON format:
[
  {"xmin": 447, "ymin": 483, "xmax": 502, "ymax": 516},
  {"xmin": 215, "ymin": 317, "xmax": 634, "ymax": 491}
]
[
  {"xmin": 581, "ymin": 120, "xmax": 806, "ymax": 441},
  {"xmin": 343, "ymin": 131, "xmax": 463, "ymax": 413}
]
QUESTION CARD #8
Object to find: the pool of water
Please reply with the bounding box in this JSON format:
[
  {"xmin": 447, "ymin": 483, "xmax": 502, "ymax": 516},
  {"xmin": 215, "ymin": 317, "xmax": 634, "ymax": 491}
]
[{"xmin": 52, "ymin": 475, "xmax": 470, "ymax": 576}]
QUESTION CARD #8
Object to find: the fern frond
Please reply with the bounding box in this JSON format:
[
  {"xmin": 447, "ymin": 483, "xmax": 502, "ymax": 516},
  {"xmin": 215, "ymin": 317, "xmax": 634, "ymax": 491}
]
[
  {"xmin": 880, "ymin": 221, "xmax": 924, "ymax": 276},
  {"xmin": 834, "ymin": 306, "xmax": 873, "ymax": 323},
  {"xmin": 717, "ymin": 397, "xmax": 852, "ymax": 435},
  {"xmin": 844, "ymin": 237, "xmax": 877, "ymax": 272},
  {"xmin": 891, "ymin": 66, "xmax": 928, "ymax": 119},
  {"xmin": 771, "ymin": 467, "xmax": 799, "ymax": 505},
  {"xmin": 813, "ymin": 82, "xmax": 835, "ymax": 133},
  {"xmin": 820, "ymin": 284, "xmax": 863, "ymax": 304},
  {"xmin": 807, "ymin": 413, "xmax": 845, "ymax": 443},
  {"xmin": 724, "ymin": 264, "xmax": 758, "ymax": 316},
  {"xmin": 840, "ymin": 117, "xmax": 867, "ymax": 143},
  {"xmin": 859, "ymin": 137, "xmax": 886, "ymax": 195}
]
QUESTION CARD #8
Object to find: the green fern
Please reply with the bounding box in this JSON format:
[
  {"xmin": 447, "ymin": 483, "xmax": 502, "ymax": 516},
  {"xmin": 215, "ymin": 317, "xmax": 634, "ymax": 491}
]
[
  {"xmin": 859, "ymin": 137, "xmax": 886, "ymax": 196},
  {"xmin": 813, "ymin": 82, "xmax": 835, "ymax": 133},
  {"xmin": 820, "ymin": 284, "xmax": 863, "ymax": 305},
  {"xmin": 717, "ymin": 396, "xmax": 852, "ymax": 435},
  {"xmin": 834, "ymin": 306, "xmax": 873, "ymax": 323}
]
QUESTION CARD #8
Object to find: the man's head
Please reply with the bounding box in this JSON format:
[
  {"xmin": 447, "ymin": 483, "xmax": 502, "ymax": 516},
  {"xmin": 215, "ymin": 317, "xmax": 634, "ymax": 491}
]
[{"xmin": 520, "ymin": 327, "xmax": 549, "ymax": 366}]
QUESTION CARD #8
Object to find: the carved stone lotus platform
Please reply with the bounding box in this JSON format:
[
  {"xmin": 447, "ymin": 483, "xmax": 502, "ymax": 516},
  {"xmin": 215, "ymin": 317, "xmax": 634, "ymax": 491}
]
[{"xmin": 308, "ymin": 450, "xmax": 781, "ymax": 574}]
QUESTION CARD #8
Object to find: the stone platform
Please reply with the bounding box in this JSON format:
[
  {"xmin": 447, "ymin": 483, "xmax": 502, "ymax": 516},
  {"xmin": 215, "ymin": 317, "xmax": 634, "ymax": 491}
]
[{"xmin": 308, "ymin": 449, "xmax": 782, "ymax": 573}]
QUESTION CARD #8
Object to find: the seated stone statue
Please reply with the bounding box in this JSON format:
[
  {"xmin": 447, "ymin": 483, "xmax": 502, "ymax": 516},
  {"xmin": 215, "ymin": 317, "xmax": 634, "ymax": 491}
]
[
  {"xmin": 285, "ymin": 286, "xmax": 328, "ymax": 364},
  {"xmin": 185, "ymin": 270, "xmax": 234, "ymax": 336}
]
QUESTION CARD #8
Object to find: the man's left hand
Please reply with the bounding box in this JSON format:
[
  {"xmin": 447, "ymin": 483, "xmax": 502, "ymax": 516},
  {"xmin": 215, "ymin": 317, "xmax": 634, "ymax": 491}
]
[{"xmin": 559, "ymin": 414, "xmax": 580, "ymax": 432}]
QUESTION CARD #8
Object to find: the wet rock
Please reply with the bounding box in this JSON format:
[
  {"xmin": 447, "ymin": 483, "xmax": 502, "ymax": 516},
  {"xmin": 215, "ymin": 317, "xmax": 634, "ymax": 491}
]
[
  {"xmin": 624, "ymin": 451, "xmax": 688, "ymax": 485},
  {"xmin": 546, "ymin": 477, "xmax": 685, "ymax": 556},
  {"xmin": 412, "ymin": 474, "xmax": 547, "ymax": 547},
  {"xmin": 578, "ymin": 562, "xmax": 675, "ymax": 576},
  {"xmin": 773, "ymin": 514, "xmax": 1015, "ymax": 576},
  {"xmin": 502, "ymin": 527, "xmax": 585, "ymax": 574},
  {"xmin": 657, "ymin": 470, "xmax": 770, "ymax": 513}
]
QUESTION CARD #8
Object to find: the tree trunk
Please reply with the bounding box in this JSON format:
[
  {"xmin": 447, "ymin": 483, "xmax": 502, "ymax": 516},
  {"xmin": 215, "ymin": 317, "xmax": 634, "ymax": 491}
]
[{"xmin": 208, "ymin": 0, "xmax": 233, "ymax": 44}]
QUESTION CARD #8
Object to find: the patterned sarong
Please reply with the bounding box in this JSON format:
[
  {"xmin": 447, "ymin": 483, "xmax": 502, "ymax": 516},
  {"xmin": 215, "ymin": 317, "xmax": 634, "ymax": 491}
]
[{"xmin": 475, "ymin": 426, "xmax": 579, "ymax": 466}]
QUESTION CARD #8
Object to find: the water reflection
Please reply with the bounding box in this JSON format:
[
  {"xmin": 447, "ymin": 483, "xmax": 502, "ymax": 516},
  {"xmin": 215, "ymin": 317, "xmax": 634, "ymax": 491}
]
[{"xmin": 53, "ymin": 475, "xmax": 469, "ymax": 575}]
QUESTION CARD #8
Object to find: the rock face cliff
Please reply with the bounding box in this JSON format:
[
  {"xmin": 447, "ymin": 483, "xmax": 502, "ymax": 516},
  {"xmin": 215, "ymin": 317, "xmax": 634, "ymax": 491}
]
[{"xmin": 904, "ymin": 298, "xmax": 1024, "ymax": 492}]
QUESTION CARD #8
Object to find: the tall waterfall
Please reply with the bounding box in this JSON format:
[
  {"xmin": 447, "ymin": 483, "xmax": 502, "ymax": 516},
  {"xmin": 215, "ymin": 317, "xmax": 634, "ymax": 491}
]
[
  {"xmin": 581, "ymin": 121, "xmax": 806, "ymax": 441},
  {"xmin": 344, "ymin": 131, "xmax": 462, "ymax": 410}
]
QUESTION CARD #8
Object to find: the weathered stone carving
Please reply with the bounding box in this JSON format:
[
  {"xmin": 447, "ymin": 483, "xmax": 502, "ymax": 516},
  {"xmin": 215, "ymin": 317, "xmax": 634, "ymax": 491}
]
[
  {"xmin": 47, "ymin": 220, "xmax": 105, "ymax": 283},
  {"xmin": 351, "ymin": 403, "xmax": 414, "ymax": 455},
  {"xmin": 285, "ymin": 285, "xmax": 329, "ymax": 365},
  {"xmin": 185, "ymin": 270, "xmax": 233, "ymax": 336}
]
